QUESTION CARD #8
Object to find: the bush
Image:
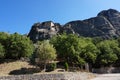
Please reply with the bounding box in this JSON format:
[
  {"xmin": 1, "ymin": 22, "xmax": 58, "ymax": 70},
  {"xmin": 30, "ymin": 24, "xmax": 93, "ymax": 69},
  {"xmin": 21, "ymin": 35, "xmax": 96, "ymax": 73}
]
[
  {"xmin": 5, "ymin": 33, "xmax": 34, "ymax": 59},
  {"xmin": 64, "ymin": 62, "xmax": 69, "ymax": 71},
  {"xmin": 30, "ymin": 52, "xmax": 37, "ymax": 65},
  {"xmin": 0, "ymin": 43, "xmax": 5, "ymax": 59},
  {"xmin": 46, "ymin": 63, "xmax": 56, "ymax": 72}
]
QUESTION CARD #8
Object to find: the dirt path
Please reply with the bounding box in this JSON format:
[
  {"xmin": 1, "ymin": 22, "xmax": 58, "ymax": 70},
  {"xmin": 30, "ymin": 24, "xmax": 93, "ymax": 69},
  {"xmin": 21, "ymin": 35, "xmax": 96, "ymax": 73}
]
[{"xmin": 91, "ymin": 74, "xmax": 120, "ymax": 80}]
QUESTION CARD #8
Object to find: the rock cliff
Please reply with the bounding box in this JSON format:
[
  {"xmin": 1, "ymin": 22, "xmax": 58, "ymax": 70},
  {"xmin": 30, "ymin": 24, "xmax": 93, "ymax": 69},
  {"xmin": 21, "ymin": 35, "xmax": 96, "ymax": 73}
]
[
  {"xmin": 28, "ymin": 21, "xmax": 61, "ymax": 42},
  {"xmin": 28, "ymin": 9, "xmax": 120, "ymax": 41}
]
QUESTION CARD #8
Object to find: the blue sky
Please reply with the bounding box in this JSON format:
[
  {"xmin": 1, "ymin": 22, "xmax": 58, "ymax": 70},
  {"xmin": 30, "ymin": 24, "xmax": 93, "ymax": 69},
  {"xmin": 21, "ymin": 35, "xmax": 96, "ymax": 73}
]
[{"xmin": 0, "ymin": 0, "xmax": 120, "ymax": 34}]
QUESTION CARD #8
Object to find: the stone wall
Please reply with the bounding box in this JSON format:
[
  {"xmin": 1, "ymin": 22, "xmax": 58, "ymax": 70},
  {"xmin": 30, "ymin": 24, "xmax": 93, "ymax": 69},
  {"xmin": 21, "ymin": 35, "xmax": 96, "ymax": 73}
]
[{"xmin": 0, "ymin": 72, "xmax": 93, "ymax": 80}]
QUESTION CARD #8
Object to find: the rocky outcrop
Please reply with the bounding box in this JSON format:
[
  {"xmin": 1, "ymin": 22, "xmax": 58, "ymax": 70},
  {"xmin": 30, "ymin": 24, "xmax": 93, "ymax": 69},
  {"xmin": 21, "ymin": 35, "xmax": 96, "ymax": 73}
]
[
  {"xmin": 63, "ymin": 9, "xmax": 120, "ymax": 39},
  {"xmin": 28, "ymin": 21, "xmax": 61, "ymax": 42},
  {"xmin": 28, "ymin": 9, "xmax": 120, "ymax": 41}
]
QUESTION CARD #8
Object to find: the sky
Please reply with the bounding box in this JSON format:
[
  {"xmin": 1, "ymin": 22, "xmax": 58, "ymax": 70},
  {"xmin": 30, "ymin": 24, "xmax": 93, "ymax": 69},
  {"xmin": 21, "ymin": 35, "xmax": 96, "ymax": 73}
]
[{"xmin": 0, "ymin": 0, "xmax": 120, "ymax": 34}]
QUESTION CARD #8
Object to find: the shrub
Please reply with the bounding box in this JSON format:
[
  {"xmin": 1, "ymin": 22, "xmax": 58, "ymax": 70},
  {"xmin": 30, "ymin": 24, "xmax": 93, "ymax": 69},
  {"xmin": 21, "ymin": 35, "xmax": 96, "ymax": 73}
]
[
  {"xmin": 64, "ymin": 62, "xmax": 69, "ymax": 71},
  {"xmin": 0, "ymin": 43, "xmax": 5, "ymax": 59},
  {"xmin": 46, "ymin": 63, "xmax": 57, "ymax": 72},
  {"xmin": 5, "ymin": 33, "xmax": 34, "ymax": 59}
]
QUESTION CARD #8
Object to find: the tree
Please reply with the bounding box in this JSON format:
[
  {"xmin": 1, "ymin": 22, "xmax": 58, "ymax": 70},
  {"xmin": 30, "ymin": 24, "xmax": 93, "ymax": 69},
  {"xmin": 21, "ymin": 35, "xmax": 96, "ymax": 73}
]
[
  {"xmin": 0, "ymin": 43, "xmax": 5, "ymax": 58},
  {"xmin": 50, "ymin": 34, "xmax": 99, "ymax": 66},
  {"xmin": 112, "ymin": 38, "xmax": 120, "ymax": 66},
  {"xmin": 0, "ymin": 32, "xmax": 9, "ymax": 54},
  {"xmin": 35, "ymin": 40, "xmax": 56, "ymax": 71},
  {"xmin": 92, "ymin": 37, "xmax": 103, "ymax": 45},
  {"xmin": 0, "ymin": 32, "xmax": 9, "ymax": 45},
  {"xmin": 6, "ymin": 33, "xmax": 34, "ymax": 59},
  {"xmin": 79, "ymin": 38, "xmax": 99, "ymax": 64},
  {"xmin": 50, "ymin": 34, "xmax": 86, "ymax": 65},
  {"xmin": 95, "ymin": 40, "xmax": 119, "ymax": 67}
]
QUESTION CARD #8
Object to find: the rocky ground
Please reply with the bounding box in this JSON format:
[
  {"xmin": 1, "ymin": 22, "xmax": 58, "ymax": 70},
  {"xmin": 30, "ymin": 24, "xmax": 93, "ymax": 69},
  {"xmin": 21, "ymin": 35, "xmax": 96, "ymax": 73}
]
[
  {"xmin": 91, "ymin": 74, "xmax": 120, "ymax": 80},
  {"xmin": 0, "ymin": 72, "xmax": 94, "ymax": 80}
]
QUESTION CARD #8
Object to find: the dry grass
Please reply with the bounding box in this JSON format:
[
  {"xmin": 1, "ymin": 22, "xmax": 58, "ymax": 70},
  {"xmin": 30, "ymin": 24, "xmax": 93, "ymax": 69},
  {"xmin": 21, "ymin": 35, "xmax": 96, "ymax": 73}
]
[
  {"xmin": 0, "ymin": 60, "xmax": 66, "ymax": 76},
  {"xmin": 0, "ymin": 60, "xmax": 95, "ymax": 79},
  {"xmin": 0, "ymin": 60, "xmax": 35, "ymax": 76}
]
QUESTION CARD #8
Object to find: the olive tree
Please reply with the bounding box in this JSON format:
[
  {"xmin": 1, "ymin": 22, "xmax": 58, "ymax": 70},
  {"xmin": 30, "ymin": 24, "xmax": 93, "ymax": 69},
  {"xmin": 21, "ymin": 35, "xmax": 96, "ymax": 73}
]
[{"xmin": 35, "ymin": 40, "xmax": 56, "ymax": 71}]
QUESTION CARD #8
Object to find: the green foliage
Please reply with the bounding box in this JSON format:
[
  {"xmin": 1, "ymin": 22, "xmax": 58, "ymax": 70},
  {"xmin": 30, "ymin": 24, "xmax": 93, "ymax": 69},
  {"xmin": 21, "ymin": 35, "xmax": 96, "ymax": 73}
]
[
  {"xmin": 34, "ymin": 40, "xmax": 56, "ymax": 71},
  {"xmin": 64, "ymin": 62, "xmax": 69, "ymax": 71},
  {"xmin": 46, "ymin": 63, "xmax": 56, "ymax": 72},
  {"xmin": 50, "ymin": 34, "xmax": 84, "ymax": 65},
  {"xmin": 96, "ymin": 40, "xmax": 119, "ymax": 66},
  {"xmin": 0, "ymin": 43, "xmax": 5, "ymax": 58},
  {"xmin": 116, "ymin": 38, "xmax": 120, "ymax": 57},
  {"xmin": 92, "ymin": 37, "xmax": 103, "ymax": 45},
  {"xmin": 5, "ymin": 33, "xmax": 34, "ymax": 59},
  {"xmin": 50, "ymin": 34, "xmax": 98, "ymax": 65},
  {"xmin": 35, "ymin": 40, "xmax": 56, "ymax": 63},
  {"xmin": 79, "ymin": 38, "xmax": 99, "ymax": 64},
  {"xmin": 0, "ymin": 32, "xmax": 9, "ymax": 56},
  {"xmin": 0, "ymin": 32, "xmax": 9, "ymax": 45},
  {"xmin": 2, "ymin": 31, "xmax": 120, "ymax": 68}
]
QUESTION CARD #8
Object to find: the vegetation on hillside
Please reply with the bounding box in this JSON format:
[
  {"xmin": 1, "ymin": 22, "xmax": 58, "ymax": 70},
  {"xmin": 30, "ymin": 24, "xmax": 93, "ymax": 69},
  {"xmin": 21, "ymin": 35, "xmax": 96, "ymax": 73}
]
[
  {"xmin": 0, "ymin": 32, "xmax": 34, "ymax": 59},
  {"xmin": 0, "ymin": 43, "xmax": 5, "ymax": 58},
  {"xmin": 34, "ymin": 40, "xmax": 56, "ymax": 71},
  {"xmin": 1, "ymin": 32, "xmax": 120, "ymax": 72},
  {"xmin": 50, "ymin": 33, "xmax": 120, "ymax": 68}
]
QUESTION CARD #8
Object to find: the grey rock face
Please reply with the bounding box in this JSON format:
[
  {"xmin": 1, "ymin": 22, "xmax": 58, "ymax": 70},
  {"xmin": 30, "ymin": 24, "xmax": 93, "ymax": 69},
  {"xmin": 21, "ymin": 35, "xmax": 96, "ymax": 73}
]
[
  {"xmin": 63, "ymin": 9, "xmax": 120, "ymax": 39},
  {"xmin": 28, "ymin": 21, "xmax": 60, "ymax": 42},
  {"xmin": 98, "ymin": 9, "xmax": 120, "ymax": 36},
  {"xmin": 28, "ymin": 9, "xmax": 120, "ymax": 41}
]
